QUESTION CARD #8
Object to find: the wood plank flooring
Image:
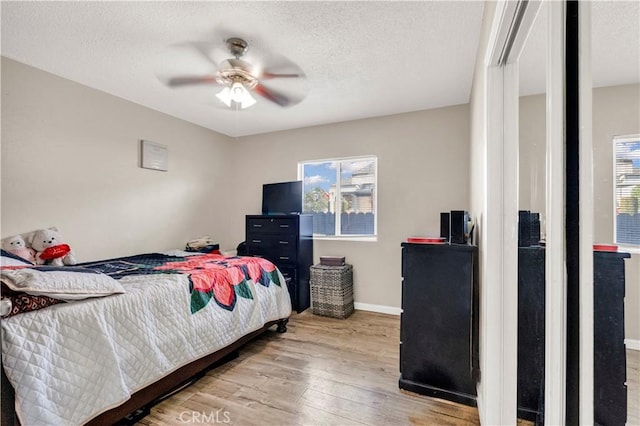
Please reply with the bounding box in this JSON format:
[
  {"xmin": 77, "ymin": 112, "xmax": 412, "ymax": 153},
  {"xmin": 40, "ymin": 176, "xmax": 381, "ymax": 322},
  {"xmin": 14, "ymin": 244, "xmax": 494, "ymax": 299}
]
[
  {"xmin": 137, "ymin": 311, "xmax": 640, "ymax": 425},
  {"xmin": 138, "ymin": 311, "xmax": 479, "ymax": 425}
]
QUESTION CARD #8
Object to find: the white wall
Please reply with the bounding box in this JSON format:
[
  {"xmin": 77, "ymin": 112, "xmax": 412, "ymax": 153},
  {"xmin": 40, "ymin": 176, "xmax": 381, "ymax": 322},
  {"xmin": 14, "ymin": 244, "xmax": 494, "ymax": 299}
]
[
  {"xmin": 1, "ymin": 58, "xmax": 236, "ymax": 261},
  {"xmin": 230, "ymin": 106, "xmax": 471, "ymax": 309}
]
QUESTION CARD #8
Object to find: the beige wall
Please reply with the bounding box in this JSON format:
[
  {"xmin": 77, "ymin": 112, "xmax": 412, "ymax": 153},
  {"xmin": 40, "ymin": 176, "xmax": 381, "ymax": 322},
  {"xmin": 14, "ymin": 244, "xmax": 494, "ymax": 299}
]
[
  {"xmin": 1, "ymin": 58, "xmax": 236, "ymax": 261},
  {"xmin": 1, "ymin": 57, "xmax": 471, "ymax": 310},
  {"xmin": 231, "ymin": 105, "xmax": 471, "ymax": 309},
  {"xmin": 518, "ymin": 84, "xmax": 640, "ymax": 342},
  {"xmin": 518, "ymin": 93, "xmax": 547, "ymax": 212}
]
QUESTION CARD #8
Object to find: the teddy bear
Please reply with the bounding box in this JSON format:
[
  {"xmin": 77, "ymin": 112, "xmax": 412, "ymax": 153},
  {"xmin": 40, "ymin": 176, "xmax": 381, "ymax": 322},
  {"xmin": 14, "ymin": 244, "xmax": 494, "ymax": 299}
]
[
  {"xmin": 2, "ymin": 235, "xmax": 36, "ymax": 263},
  {"xmin": 30, "ymin": 228, "xmax": 76, "ymax": 266}
]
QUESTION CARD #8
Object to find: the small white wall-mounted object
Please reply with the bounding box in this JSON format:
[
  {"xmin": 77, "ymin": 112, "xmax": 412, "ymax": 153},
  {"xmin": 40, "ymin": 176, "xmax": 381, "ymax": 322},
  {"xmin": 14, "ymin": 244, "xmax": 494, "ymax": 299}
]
[{"xmin": 141, "ymin": 140, "xmax": 168, "ymax": 171}]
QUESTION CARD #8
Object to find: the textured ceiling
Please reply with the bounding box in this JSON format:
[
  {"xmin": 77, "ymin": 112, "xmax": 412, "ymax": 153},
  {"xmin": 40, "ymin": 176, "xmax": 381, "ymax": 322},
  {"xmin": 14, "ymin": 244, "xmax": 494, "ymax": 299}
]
[
  {"xmin": 2, "ymin": 2, "xmax": 638, "ymax": 137},
  {"xmin": 519, "ymin": 1, "xmax": 640, "ymax": 96},
  {"xmin": 0, "ymin": 1, "xmax": 484, "ymax": 137}
]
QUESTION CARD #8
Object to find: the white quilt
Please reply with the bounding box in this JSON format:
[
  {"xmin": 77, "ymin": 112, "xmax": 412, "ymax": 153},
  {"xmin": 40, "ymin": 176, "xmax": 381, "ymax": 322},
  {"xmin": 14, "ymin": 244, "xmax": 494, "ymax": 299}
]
[{"xmin": 1, "ymin": 261, "xmax": 291, "ymax": 425}]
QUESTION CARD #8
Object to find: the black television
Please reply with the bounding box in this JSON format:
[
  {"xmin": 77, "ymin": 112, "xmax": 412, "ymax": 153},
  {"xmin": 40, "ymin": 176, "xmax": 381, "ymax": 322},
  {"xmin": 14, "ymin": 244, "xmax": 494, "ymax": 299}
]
[{"xmin": 262, "ymin": 181, "xmax": 303, "ymax": 215}]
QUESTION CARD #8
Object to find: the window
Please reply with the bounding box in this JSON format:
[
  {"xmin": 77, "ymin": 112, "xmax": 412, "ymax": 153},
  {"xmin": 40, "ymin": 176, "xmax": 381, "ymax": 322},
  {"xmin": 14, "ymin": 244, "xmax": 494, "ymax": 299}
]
[
  {"xmin": 614, "ymin": 135, "xmax": 640, "ymax": 246},
  {"xmin": 298, "ymin": 156, "xmax": 377, "ymax": 238}
]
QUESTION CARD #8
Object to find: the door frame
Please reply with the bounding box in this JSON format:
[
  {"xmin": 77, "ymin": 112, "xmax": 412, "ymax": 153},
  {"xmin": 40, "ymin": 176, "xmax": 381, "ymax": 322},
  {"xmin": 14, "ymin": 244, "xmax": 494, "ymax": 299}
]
[
  {"xmin": 577, "ymin": 2, "xmax": 594, "ymax": 422},
  {"xmin": 483, "ymin": 0, "xmax": 567, "ymax": 423}
]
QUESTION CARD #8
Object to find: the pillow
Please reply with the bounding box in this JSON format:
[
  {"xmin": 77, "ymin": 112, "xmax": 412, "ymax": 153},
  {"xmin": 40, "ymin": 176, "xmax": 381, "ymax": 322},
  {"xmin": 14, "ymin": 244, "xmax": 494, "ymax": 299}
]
[
  {"xmin": 0, "ymin": 265, "xmax": 125, "ymax": 301},
  {"xmin": 1, "ymin": 249, "xmax": 33, "ymax": 266},
  {"xmin": 1, "ymin": 283, "xmax": 64, "ymax": 318}
]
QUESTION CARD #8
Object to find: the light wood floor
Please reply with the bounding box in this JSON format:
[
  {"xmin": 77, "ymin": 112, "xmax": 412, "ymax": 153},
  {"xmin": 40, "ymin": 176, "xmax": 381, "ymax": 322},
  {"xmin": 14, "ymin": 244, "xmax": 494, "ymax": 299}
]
[
  {"xmin": 137, "ymin": 311, "xmax": 640, "ymax": 426},
  {"xmin": 138, "ymin": 311, "xmax": 479, "ymax": 425}
]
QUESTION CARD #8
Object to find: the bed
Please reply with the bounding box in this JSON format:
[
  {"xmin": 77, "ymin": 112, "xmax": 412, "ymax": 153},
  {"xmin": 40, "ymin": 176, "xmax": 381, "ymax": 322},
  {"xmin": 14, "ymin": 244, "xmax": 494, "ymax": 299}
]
[{"xmin": 0, "ymin": 249, "xmax": 292, "ymax": 425}]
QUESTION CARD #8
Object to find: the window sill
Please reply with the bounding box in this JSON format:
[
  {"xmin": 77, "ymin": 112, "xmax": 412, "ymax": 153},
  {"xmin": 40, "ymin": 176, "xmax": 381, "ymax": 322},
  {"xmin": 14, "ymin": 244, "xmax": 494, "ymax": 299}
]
[
  {"xmin": 312, "ymin": 235, "xmax": 377, "ymax": 242},
  {"xmin": 615, "ymin": 245, "xmax": 640, "ymax": 255}
]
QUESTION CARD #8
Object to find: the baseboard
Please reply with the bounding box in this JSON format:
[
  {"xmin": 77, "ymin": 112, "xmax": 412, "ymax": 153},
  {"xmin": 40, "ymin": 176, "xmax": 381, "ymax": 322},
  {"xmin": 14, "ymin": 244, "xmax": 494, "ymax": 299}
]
[
  {"xmin": 354, "ymin": 302, "xmax": 401, "ymax": 316},
  {"xmin": 625, "ymin": 339, "xmax": 640, "ymax": 351},
  {"xmin": 476, "ymin": 384, "xmax": 485, "ymax": 425}
]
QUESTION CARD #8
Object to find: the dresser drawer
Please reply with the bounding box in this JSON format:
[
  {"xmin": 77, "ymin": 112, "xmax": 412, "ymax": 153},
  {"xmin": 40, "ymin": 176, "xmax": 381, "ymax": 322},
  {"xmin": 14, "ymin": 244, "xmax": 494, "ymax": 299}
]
[
  {"xmin": 246, "ymin": 234, "xmax": 297, "ymax": 249},
  {"xmin": 247, "ymin": 247, "xmax": 297, "ymax": 265},
  {"xmin": 278, "ymin": 266, "xmax": 298, "ymax": 308},
  {"xmin": 247, "ymin": 217, "xmax": 296, "ymax": 235},
  {"xmin": 277, "ymin": 266, "xmax": 298, "ymax": 284},
  {"xmin": 247, "ymin": 237, "xmax": 297, "ymax": 263}
]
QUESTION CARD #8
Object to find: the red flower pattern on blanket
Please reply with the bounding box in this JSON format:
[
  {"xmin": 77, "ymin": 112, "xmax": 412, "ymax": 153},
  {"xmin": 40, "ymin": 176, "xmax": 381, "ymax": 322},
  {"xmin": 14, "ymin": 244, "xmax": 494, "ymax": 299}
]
[{"xmin": 154, "ymin": 254, "xmax": 281, "ymax": 313}]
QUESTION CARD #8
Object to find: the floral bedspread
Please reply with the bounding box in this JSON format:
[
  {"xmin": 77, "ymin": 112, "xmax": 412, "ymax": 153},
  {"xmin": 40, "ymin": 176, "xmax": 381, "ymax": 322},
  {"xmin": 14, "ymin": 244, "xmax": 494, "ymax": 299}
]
[
  {"xmin": 2, "ymin": 252, "xmax": 291, "ymax": 425},
  {"xmin": 78, "ymin": 253, "xmax": 282, "ymax": 314}
]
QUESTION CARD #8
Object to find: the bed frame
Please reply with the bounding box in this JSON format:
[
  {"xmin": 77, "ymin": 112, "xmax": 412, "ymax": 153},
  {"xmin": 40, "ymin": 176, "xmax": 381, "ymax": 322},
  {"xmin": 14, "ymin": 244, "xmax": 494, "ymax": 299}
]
[{"xmin": 1, "ymin": 318, "xmax": 289, "ymax": 426}]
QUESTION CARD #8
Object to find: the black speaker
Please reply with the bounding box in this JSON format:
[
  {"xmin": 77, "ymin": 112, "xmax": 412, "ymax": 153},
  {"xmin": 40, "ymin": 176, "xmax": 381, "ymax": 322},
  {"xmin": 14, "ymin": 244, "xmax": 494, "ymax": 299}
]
[
  {"xmin": 530, "ymin": 213, "xmax": 541, "ymax": 245},
  {"xmin": 440, "ymin": 212, "xmax": 450, "ymax": 242},
  {"xmin": 519, "ymin": 211, "xmax": 531, "ymax": 247},
  {"xmin": 450, "ymin": 210, "xmax": 468, "ymax": 244}
]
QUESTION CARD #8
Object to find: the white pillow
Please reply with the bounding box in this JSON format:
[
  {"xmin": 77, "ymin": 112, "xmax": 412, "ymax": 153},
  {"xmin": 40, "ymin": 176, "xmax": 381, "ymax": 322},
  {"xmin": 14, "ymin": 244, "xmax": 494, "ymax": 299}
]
[
  {"xmin": 1, "ymin": 250, "xmax": 33, "ymax": 267},
  {"xmin": 0, "ymin": 265, "xmax": 125, "ymax": 300}
]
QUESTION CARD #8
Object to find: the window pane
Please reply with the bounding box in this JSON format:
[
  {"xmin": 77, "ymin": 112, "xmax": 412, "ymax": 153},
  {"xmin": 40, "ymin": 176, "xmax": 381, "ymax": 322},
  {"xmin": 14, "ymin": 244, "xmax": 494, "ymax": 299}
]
[
  {"xmin": 300, "ymin": 156, "xmax": 377, "ymax": 237},
  {"xmin": 615, "ymin": 137, "xmax": 640, "ymax": 245},
  {"xmin": 302, "ymin": 162, "xmax": 335, "ymax": 236},
  {"xmin": 339, "ymin": 159, "xmax": 375, "ymax": 235}
]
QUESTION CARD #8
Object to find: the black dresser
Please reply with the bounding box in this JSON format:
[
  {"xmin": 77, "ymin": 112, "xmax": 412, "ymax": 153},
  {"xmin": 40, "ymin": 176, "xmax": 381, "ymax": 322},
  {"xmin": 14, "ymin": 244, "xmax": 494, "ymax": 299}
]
[
  {"xmin": 517, "ymin": 247, "xmax": 629, "ymax": 425},
  {"xmin": 399, "ymin": 243, "xmax": 479, "ymax": 406},
  {"xmin": 245, "ymin": 214, "xmax": 313, "ymax": 313}
]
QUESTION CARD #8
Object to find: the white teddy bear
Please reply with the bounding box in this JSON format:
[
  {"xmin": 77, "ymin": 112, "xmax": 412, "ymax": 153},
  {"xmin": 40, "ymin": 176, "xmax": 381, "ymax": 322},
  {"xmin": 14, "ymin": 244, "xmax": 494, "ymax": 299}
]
[
  {"xmin": 2, "ymin": 235, "xmax": 36, "ymax": 263},
  {"xmin": 30, "ymin": 228, "xmax": 76, "ymax": 266}
]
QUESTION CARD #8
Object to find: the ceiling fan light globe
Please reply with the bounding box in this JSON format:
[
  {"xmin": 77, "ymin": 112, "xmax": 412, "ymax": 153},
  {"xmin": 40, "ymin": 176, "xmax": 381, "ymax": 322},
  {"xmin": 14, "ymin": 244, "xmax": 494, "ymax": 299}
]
[
  {"xmin": 216, "ymin": 87, "xmax": 233, "ymax": 107},
  {"xmin": 240, "ymin": 95, "xmax": 257, "ymax": 109},
  {"xmin": 228, "ymin": 82, "xmax": 257, "ymax": 109},
  {"xmin": 230, "ymin": 82, "xmax": 246, "ymax": 102}
]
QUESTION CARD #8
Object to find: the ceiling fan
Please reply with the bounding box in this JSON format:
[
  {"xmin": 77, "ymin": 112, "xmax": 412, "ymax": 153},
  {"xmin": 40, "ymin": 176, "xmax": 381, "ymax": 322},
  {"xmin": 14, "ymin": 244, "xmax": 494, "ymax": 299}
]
[{"xmin": 160, "ymin": 37, "xmax": 307, "ymax": 109}]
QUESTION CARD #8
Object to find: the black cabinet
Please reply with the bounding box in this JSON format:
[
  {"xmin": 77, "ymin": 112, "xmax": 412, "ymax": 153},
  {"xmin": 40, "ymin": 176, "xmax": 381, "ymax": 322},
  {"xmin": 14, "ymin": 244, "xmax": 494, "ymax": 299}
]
[
  {"xmin": 517, "ymin": 247, "xmax": 547, "ymax": 423},
  {"xmin": 594, "ymin": 252, "xmax": 628, "ymax": 426},
  {"xmin": 399, "ymin": 243, "xmax": 479, "ymax": 406},
  {"xmin": 245, "ymin": 215, "xmax": 313, "ymax": 313},
  {"xmin": 517, "ymin": 247, "xmax": 629, "ymax": 425}
]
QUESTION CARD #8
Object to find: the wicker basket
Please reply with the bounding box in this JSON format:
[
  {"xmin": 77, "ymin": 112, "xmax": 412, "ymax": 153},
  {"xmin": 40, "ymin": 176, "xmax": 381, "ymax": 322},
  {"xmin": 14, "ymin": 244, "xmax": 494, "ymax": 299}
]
[{"xmin": 310, "ymin": 264, "xmax": 354, "ymax": 319}]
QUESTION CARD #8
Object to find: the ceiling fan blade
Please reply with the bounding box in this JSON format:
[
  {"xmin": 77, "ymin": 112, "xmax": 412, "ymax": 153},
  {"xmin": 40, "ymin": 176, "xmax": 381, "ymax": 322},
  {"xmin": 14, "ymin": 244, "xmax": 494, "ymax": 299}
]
[
  {"xmin": 261, "ymin": 72, "xmax": 301, "ymax": 79},
  {"xmin": 254, "ymin": 84, "xmax": 301, "ymax": 107},
  {"xmin": 188, "ymin": 41, "xmax": 222, "ymax": 68},
  {"xmin": 167, "ymin": 76, "xmax": 218, "ymax": 87}
]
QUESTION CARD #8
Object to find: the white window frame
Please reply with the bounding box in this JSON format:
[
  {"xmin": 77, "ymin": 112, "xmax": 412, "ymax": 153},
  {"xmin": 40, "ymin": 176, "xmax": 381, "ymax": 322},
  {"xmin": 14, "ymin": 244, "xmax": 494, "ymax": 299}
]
[
  {"xmin": 298, "ymin": 155, "xmax": 378, "ymax": 241},
  {"xmin": 613, "ymin": 134, "xmax": 640, "ymax": 253}
]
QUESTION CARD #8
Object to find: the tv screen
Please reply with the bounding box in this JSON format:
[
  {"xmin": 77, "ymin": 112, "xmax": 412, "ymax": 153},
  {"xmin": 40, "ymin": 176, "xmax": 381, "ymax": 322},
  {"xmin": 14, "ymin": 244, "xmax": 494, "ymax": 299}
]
[{"xmin": 262, "ymin": 181, "xmax": 302, "ymax": 215}]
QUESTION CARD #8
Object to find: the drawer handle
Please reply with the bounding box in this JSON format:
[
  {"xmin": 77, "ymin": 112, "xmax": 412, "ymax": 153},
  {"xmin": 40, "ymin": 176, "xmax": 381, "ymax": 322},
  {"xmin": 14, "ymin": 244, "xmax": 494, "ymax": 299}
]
[
  {"xmin": 279, "ymin": 256, "xmax": 290, "ymax": 260},
  {"xmin": 253, "ymin": 224, "xmax": 263, "ymax": 228},
  {"xmin": 279, "ymin": 224, "xmax": 290, "ymax": 228},
  {"xmin": 252, "ymin": 239, "xmax": 262, "ymax": 243},
  {"xmin": 279, "ymin": 241, "xmax": 289, "ymax": 245}
]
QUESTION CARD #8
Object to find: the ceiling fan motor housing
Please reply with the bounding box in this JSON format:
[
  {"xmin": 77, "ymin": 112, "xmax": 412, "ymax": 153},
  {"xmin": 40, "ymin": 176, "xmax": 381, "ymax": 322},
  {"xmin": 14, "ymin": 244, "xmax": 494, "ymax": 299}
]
[
  {"xmin": 215, "ymin": 58, "xmax": 258, "ymax": 89},
  {"xmin": 226, "ymin": 37, "xmax": 249, "ymax": 58}
]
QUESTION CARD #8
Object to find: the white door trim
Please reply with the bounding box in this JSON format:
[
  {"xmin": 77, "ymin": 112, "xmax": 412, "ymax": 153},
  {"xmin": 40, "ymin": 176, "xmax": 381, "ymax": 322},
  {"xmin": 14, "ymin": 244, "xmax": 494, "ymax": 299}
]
[
  {"xmin": 578, "ymin": 1, "xmax": 594, "ymax": 421},
  {"xmin": 545, "ymin": 1, "xmax": 568, "ymax": 423},
  {"xmin": 482, "ymin": 1, "xmax": 542, "ymax": 423}
]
